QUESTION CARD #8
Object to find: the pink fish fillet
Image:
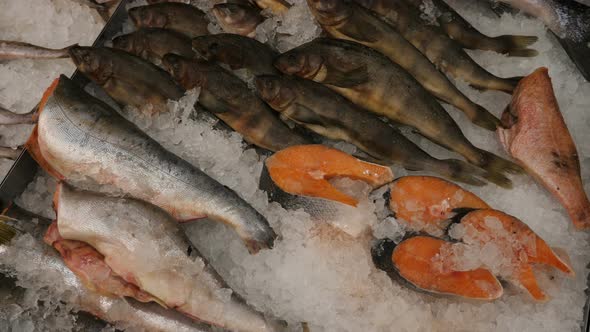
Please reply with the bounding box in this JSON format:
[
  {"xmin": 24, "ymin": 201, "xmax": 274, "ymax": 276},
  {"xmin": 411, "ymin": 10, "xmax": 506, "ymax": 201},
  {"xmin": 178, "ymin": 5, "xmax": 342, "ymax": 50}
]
[
  {"xmin": 43, "ymin": 221, "xmax": 160, "ymax": 303},
  {"xmin": 498, "ymin": 67, "xmax": 590, "ymax": 230}
]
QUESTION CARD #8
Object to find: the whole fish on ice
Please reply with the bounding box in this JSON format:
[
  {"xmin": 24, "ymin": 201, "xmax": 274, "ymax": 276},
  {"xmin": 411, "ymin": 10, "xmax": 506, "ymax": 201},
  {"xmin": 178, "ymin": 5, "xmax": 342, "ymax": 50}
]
[
  {"xmin": 275, "ymin": 39, "xmax": 520, "ymax": 181},
  {"xmin": 498, "ymin": 67, "xmax": 590, "ymax": 230},
  {"xmin": 26, "ymin": 75, "xmax": 276, "ymax": 253},
  {"xmin": 68, "ymin": 46, "xmax": 185, "ymax": 114},
  {"xmin": 305, "ymin": 0, "xmax": 501, "ymax": 122},
  {"xmin": 50, "ymin": 184, "xmax": 279, "ymax": 332},
  {"xmin": 128, "ymin": 3, "xmax": 210, "ymax": 38},
  {"xmin": 405, "ymin": 0, "xmax": 538, "ymax": 55},
  {"xmin": 0, "ymin": 204, "xmax": 212, "ymax": 332},
  {"xmin": 354, "ymin": 0, "xmax": 525, "ymax": 93},
  {"xmin": 255, "ymin": 75, "xmax": 496, "ymax": 186}
]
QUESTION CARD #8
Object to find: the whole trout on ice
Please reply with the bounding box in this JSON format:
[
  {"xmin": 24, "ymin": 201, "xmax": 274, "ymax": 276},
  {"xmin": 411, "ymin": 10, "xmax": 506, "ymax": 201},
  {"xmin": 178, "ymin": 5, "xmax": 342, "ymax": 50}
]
[
  {"xmin": 49, "ymin": 184, "xmax": 280, "ymax": 332},
  {"xmin": 26, "ymin": 75, "xmax": 276, "ymax": 253}
]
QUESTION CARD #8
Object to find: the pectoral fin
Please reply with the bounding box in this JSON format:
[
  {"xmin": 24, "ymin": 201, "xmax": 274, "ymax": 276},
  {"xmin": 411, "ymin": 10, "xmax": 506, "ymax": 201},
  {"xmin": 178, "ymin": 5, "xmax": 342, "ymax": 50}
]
[{"xmin": 323, "ymin": 63, "xmax": 369, "ymax": 88}]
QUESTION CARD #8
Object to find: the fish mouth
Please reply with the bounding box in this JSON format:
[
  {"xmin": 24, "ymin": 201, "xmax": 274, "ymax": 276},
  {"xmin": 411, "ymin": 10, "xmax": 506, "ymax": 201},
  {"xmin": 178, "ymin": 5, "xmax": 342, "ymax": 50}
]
[{"xmin": 254, "ymin": 76, "xmax": 281, "ymax": 105}]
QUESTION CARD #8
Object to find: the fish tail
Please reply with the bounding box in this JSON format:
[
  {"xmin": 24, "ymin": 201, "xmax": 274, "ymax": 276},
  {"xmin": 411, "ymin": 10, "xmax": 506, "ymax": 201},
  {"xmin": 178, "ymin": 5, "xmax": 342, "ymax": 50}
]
[
  {"xmin": 468, "ymin": 104, "xmax": 501, "ymax": 131},
  {"xmin": 471, "ymin": 148, "xmax": 524, "ymax": 176},
  {"xmin": 469, "ymin": 76, "xmax": 522, "ymax": 94},
  {"xmin": 420, "ymin": 158, "xmax": 487, "ymax": 187},
  {"xmin": 496, "ymin": 35, "xmax": 539, "ymax": 57}
]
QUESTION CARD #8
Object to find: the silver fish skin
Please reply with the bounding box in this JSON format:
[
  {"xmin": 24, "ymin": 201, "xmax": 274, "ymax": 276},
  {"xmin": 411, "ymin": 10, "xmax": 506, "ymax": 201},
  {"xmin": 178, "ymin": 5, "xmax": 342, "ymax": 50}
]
[
  {"xmin": 0, "ymin": 105, "xmax": 36, "ymax": 125},
  {"xmin": 0, "ymin": 206, "xmax": 211, "ymax": 332},
  {"xmin": 30, "ymin": 75, "xmax": 276, "ymax": 254},
  {"xmin": 55, "ymin": 184, "xmax": 277, "ymax": 332},
  {"xmin": 0, "ymin": 40, "xmax": 74, "ymax": 60}
]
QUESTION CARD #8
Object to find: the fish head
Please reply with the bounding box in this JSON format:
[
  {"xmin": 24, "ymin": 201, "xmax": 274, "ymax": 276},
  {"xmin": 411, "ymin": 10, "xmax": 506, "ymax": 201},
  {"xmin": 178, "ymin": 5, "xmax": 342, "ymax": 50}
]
[
  {"xmin": 111, "ymin": 33, "xmax": 137, "ymax": 54},
  {"xmin": 255, "ymin": 75, "xmax": 297, "ymax": 112},
  {"xmin": 274, "ymin": 49, "xmax": 325, "ymax": 80},
  {"xmin": 68, "ymin": 46, "xmax": 112, "ymax": 85},
  {"xmin": 162, "ymin": 53, "xmax": 207, "ymax": 89},
  {"xmin": 128, "ymin": 6, "xmax": 168, "ymax": 29},
  {"xmin": 306, "ymin": 0, "xmax": 350, "ymax": 25},
  {"xmin": 212, "ymin": 4, "xmax": 262, "ymax": 34}
]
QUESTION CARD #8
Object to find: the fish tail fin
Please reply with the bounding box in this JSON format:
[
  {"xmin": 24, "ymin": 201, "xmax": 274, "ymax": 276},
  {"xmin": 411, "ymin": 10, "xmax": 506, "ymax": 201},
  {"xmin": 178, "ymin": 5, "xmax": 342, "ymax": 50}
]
[
  {"xmin": 469, "ymin": 76, "xmax": 522, "ymax": 94},
  {"xmin": 0, "ymin": 216, "xmax": 19, "ymax": 245},
  {"xmin": 507, "ymin": 48, "xmax": 539, "ymax": 57},
  {"xmin": 496, "ymin": 35, "xmax": 539, "ymax": 57},
  {"xmin": 420, "ymin": 158, "xmax": 487, "ymax": 187},
  {"xmin": 469, "ymin": 104, "xmax": 501, "ymax": 131},
  {"xmin": 472, "ymin": 149, "xmax": 524, "ymax": 176}
]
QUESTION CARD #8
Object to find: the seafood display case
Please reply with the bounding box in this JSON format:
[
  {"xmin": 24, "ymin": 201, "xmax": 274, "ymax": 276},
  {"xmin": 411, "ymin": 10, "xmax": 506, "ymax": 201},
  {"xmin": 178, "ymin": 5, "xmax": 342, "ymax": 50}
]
[{"xmin": 1, "ymin": 0, "xmax": 590, "ymax": 331}]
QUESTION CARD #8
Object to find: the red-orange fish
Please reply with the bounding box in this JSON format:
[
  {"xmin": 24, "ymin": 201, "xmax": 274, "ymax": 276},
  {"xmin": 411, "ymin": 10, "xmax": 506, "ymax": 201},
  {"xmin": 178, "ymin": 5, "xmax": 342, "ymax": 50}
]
[{"xmin": 498, "ymin": 67, "xmax": 590, "ymax": 230}]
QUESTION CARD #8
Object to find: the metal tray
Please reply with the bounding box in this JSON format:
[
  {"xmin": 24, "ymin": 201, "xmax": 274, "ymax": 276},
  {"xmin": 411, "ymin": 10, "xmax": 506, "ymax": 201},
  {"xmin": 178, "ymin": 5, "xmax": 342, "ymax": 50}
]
[{"xmin": 0, "ymin": 1, "xmax": 588, "ymax": 331}]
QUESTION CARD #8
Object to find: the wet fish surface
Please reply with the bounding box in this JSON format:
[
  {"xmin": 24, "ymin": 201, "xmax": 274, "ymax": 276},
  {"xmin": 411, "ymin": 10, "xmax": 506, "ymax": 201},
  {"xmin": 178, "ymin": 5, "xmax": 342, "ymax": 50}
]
[
  {"xmin": 163, "ymin": 54, "xmax": 311, "ymax": 152},
  {"xmin": 450, "ymin": 209, "xmax": 574, "ymax": 301},
  {"xmin": 354, "ymin": 0, "xmax": 525, "ymax": 93},
  {"xmin": 406, "ymin": 0, "xmax": 538, "ymax": 55},
  {"xmin": 128, "ymin": 3, "xmax": 210, "ymax": 38},
  {"xmin": 0, "ymin": 204, "xmax": 212, "ymax": 332},
  {"xmin": 305, "ymin": 0, "xmax": 498, "ymax": 126},
  {"xmin": 275, "ymin": 37, "xmax": 499, "ymax": 130},
  {"xmin": 256, "ymin": 75, "xmax": 495, "ymax": 186},
  {"xmin": 0, "ymin": 40, "xmax": 75, "ymax": 60},
  {"xmin": 275, "ymin": 39, "xmax": 520, "ymax": 182},
  {"xmin": 68, "ymin": 46, "xmax": 185, "ymax": 114},
  {"xmin": 372, "ymin": 236, "xmax": 504, "ymax": 300},
  {"xmin": 498, "ymin": 67, "xmax": 590, "ymax": 229},
  {"xmin": 213, "ymin": 3, "xmax": 264, "ymax": 37},
  {"xmin": 26, "ymin": 75, "xmax": 276, "ymax": 253},
  {"xmin": 493, "ymin": 0, "xmax": 590, "ymax": 80},
  {"xmin": 52, "ymin": 184, "xmax": 278, "ymax": 332},
  {"xmin": 192, "ymin": 33, "xmax": 279, "ymax": 75},
  {"xmin": 260, "ymin": 145, "xmax": 393, "ymax": 236},
  {"xmin": 112, "ymin": 28, "xmax": 195, "ymax": 63}
]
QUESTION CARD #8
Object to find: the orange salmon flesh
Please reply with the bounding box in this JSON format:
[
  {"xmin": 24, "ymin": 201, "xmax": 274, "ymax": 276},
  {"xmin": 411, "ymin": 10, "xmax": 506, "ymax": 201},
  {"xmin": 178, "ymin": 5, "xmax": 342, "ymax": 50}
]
[
  {"xmin": 389, "ymin": 176, "xmax": 489, "ymax": 231},
  {"xmin": 392, "ymin": 236, "xmax": 503, "ymax": 300},
  {"xmin": 458, "ymin": 209, "xmax": 574, "ymax": 301},
  {"xmin": 266, "ymin": 145, "xmax": 394, "ymax": 206}
]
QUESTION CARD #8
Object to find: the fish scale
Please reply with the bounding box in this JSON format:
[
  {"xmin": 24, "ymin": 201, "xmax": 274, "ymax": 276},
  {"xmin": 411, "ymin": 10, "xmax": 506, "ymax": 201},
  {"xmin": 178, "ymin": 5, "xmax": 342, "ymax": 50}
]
[{"xmin": 28, "ymin": 75, "xmax": 276, "ymax": 254}]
